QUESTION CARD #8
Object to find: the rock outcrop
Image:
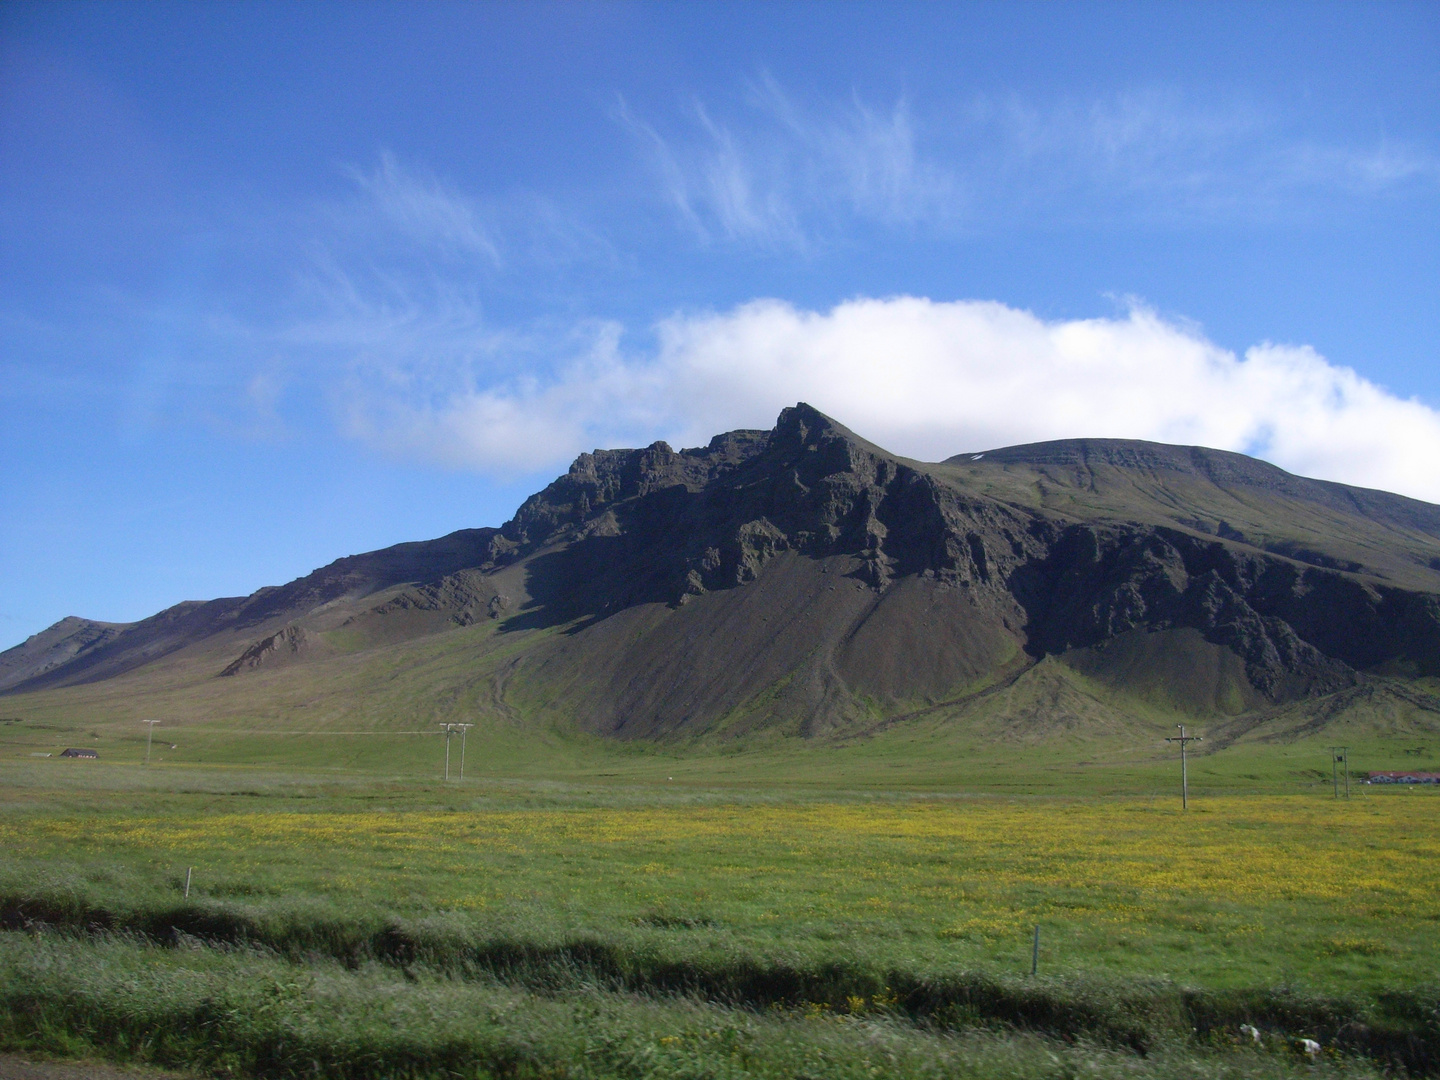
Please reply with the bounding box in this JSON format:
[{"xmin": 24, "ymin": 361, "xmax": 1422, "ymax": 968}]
[{"xmin": 219, "ymin": 624, "xmax": 311, "ymax": 676}]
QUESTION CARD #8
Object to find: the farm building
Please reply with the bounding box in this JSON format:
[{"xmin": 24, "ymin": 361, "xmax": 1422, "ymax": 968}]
[
  {"xmin": 1366, "ymin": 771, "xmax": 1440, "ymax": 785},
  {"xmin": 58, "ymin": 748, "xmax": 98, "ymax": 759}
]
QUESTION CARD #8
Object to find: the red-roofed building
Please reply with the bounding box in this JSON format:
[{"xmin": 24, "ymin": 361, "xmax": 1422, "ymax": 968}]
[{"xmin": 1366, "ymin": 771, "xmax": 1440, "ymax": 784}]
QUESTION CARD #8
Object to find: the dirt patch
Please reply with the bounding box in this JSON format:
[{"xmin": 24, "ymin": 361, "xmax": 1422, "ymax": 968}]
[{"xmin": 0, "ymin": 1054, "xmax": 199, "ymax": 1080}]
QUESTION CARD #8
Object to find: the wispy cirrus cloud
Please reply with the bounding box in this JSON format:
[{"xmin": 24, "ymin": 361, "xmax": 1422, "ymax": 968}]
[
  {"xmin": 622, "ymin": 79, "xmax": 1440, "ymax": 246},
  {"xmin": 267, "ymin": 153, "xmax": 637, "ymax": 472},
  {"xmin": 1277, "ymin": 140, "xmax": 1440, "ymax": 194},
  {"xmin": 989, "ymin": 88, "xmax": 1440, "ymax": 220},
  {"xmin": 617, "ymin": 75, "xmax": 958, "ymax": 250},
  {"xmin": 324, "ymin": 152, "xmax": 618, "ymax": 281},
  {"xmin": 340, "ymin": 151, "xmax": 502, "ymax": 265}
]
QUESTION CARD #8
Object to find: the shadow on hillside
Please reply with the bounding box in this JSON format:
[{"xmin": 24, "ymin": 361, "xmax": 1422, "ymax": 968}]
[
  {"xmin": 499, "ymin": 486, "xmax": 713, "ymax": 635},
  {"xmin": 498, "ymin": 533, "xmax": 684, "ymax": 635}
]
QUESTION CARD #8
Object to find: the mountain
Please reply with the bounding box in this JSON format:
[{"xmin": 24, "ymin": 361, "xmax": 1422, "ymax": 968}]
[
  {"xmin": 4, "ymin": 404, "xmax": 1440, "ymax": 742},
  {"xmin": 0, "ymin": 529, "xmax": 498, "ymax": 693}
]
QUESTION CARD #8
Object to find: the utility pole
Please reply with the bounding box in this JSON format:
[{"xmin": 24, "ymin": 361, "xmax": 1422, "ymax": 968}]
[
  {"xmin": 142, "ymin": 720, "xmax": 161, "ymax": 765},
  {"xmin": 1330, "ymin": 746, "xmax": 1350, "ymax": 799},
  {"xmin": 438, "ymin": 723, "xmax": 474, "ymax": 781},
  {"xmin": 457, "ymin": 723, "xmax": 473, "ymax": 781},
  {"xmin": 1165, "ymin": 725, "xmax": 1202, "ymax": 810}
]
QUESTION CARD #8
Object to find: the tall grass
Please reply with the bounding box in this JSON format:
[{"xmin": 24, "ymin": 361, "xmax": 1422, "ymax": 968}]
[
  {"xmin": 4, "ymin": 891, "xmax": 1437, "ymax": 1075},
  {"xmin": 0, "ymin": 930, "xmax": 1407, "ymax": 1080}
]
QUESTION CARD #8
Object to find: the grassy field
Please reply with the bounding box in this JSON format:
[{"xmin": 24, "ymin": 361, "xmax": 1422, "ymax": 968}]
[
  {"xmin": 5, "ymin": 783, "xmax": 1437, "ymax": 990},
  {"xmin": 2, "ymin": 746, "xmax": 1438, "ymax": 1079},
  {"xmin": 4, "ymin": 686, "xmax": 1436, "ymax": 797}
]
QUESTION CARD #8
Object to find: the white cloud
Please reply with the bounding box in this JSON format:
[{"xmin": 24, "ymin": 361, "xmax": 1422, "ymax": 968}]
[
  {"xmin": 342, "ymin": 295, "xmax": 1440, "ymax": 504},
  {"xmin": 337, "ymin": 319, "xmax": 664, "ymax": 474}
]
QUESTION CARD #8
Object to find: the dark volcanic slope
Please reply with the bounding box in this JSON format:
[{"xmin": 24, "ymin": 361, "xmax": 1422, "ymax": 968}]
[
  {"xmin": 480, "ymin": 407, "xmax": 1440, "ymax": 734},
  {"xmin": 5, "ymin": 404, "xmax": 1440, "ymax": 739}
]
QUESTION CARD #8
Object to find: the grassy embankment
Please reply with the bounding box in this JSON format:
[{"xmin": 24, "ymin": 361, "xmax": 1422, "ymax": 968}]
[{"xmin": 2, "ymin": 751, "xmax": 1437, "ymax": 1079}]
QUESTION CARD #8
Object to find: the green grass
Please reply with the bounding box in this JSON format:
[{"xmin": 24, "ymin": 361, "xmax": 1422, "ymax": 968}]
[
  {"xmin": 3, "ymin": 752, "xmax": 1439, "ymax": 1077},
  {"xmin": 8, "ymin": 930, "xmax": 1411, "ymax": 1080},
  {"xmin": 5, "ymin": 780, "xmax": 1438, "ymax": 989}
]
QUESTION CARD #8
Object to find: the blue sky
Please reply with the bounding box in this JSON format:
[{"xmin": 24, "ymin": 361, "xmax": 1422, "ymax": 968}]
[{"xmin": 3, "ymin": 1, "xmax": 1438, "ymax": 647}]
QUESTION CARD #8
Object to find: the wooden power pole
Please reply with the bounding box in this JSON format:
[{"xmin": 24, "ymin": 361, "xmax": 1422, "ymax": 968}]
[
  {"xmin": 142, "ymin": 719, "xmax": 161, "ymax": 765},
  {"xmin": 1165, "ymin": 725, "xmax": 1203, "ymax": 810},
  {"xmin": 438, "ymin": 723, "xmax": 475, "ymax": 781},
  {"xmin": 456, "ymin": 723, "xmax": 474, "ymax": 781},
  {"xmin": 1330, "ymin": 746, "xmax": 1350, "ymax": 799}
]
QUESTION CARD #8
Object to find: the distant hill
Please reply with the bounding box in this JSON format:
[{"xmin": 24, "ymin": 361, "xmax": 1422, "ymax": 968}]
[{"xmin": 4, "ymin": 404, "xmax": 1439, "ymax": 743}]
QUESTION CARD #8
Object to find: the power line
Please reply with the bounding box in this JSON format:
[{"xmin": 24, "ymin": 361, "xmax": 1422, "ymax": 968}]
[
  {"xmin": 109, "ymin": 731, "xmax": 459, "ymax": 744},
  {"xmin": 151, "ymin": 729, "xmax": 447, "ymax": 736}
]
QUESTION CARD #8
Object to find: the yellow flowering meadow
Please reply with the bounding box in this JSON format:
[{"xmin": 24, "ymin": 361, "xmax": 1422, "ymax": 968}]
[
  {"xmin": 5, "ymin": 795, "xmax": 1432, "ymax": 910},
  {"xmin": 6, "ymin": 794, "xmax": 1435, "ymax": 986}
]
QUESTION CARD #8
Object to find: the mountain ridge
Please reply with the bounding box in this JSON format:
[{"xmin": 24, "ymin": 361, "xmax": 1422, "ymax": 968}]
[
  {"xmin": 4, "ymin": 404, "xmax": 1439, "ymax": 744},
  {"xmin": 950, "ymin": 436, "xmax": 1440, "ymax": 541}
]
